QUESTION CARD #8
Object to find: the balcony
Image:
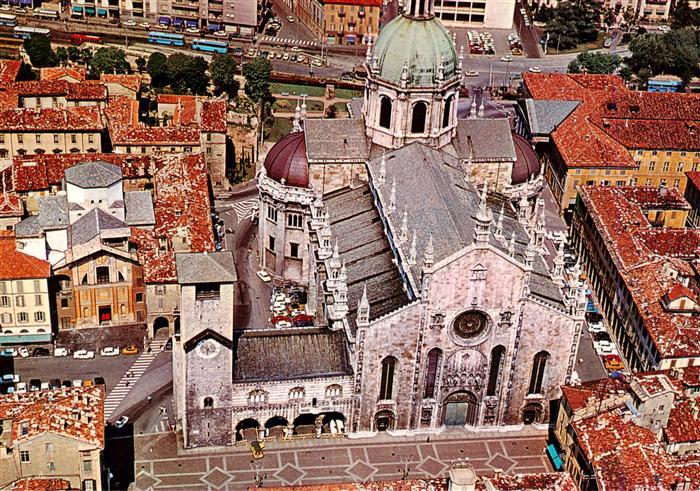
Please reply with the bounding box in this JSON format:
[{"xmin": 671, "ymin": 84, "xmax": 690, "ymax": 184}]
[{"xmin": 172, "ymin": 0, "xmax": 200, "ymax": 10}]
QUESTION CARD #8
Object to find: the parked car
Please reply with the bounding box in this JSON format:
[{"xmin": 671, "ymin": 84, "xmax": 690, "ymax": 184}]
[
  {"xmin": 138, "ymin": 22, "xmax": 150, "ymax": 28},
  {"xmin": 594, "ymin": 340, "xmax": 617, "ymax": 356},
  {"xmin": 233, "ymin": 47, "xmax": 243, "ymax": 56},
  {"xmin": 528, "ymin": 66, "xmax": 542, "ymax": 73},
  {"xmin": 122, "ymin": 345, "xmax": 139, "ymax": 355},
  {"xmin": 659, "ymin": 25, "xmax": 671, "ymax": 33},
  {"xmin": 54, "ymin": 347, "xmax": 69, "ymax": 357},
  {"xmin": 214, "ymin": 30, "xmax": 229, "ymax": 38},
  {"xmin": 465, "ymin": 70, "xmax": 479, "ymax": 77},
  {"xmin": 0, "ymin": 348, "xmax": 17, "ymax": 357},
  {"xmin": 18, "ymin": 347, "xmax": 29, "ymax": 358},
  {"xmin": 500, "ymin": 55, "xmax": 513, "ymax": 62},
  {"xmin": 32, "ymin": 347, "xmax": 50, "ymax": 357},
  {"xmin": 83, "ymin": 379, "xmax": 94, "ymax": 387},
  {"xmin": 282, "ymin": 52, "xmax": 290, "ymax": 61},
  {"xmin": 61, "ymin": 380, "xmax": 72, "ymax": 388},
  {"xmin": 185, "ymin": 27, "xmax": 199, "ymax": 33},
  {"xmin": 603, "ymin": 37, "xmax": 612, "ymax": 48},
  {"xmin": 604, "ymin": 354, "xmax": 624, "ymax": 371},
  {"xmin": 40, "ymin": 382, "xmax": 49, "ymax": 390},
  {"xmin": 311, "ymin": 59, "xmax": 322, "ymax": 67},
  {"xmin": 587, "ymin": 322, "xmax": 605, "ymax": 333},
  {"xmin": 73, "ymin": 349, "xmax": 95, "ymax": 360},
  {"xmin": 592, "ymin": 331, "xmax": 612, "ymax": 343},
  {"xmin": 100, "ymin": 347, "xmax": 120, "ymax": 357},
  {"xmin": 256, "ymin": 270, "xmax": 272, "ymax": 282},
  {"xmin": 286, "ymin": 15, "xmax": 295, "ymax": 22},
  {"xmin": 115, "ymin": 416, "xmax": 129, "ymax": 428},
  {"xmin": 29, "ymin": 379, "xmax": 41, "ymax": 390},
  {"xmin": 15, "ymin": 382, "xmax": 27, "ymax": 393},
  {"xmin": 49, "ymin": 379, "xmax": 61, "ymax": 389},
  {"xmin": 72, "ymin": 379, "xmax": 82, "ymax": 387},
  {"xmin": 585, "ymin": 312, "xmax": 603, "ymax": 323},
  {"xmin": 94, "ymin": 377, "xmax": 105, "ymax": 386},
  {"xmin": 2, "ymin": 373, "xmax": 19, "ymax": 383},
  {"xmin": 296, "ymin": 55, "xmax": 306, "ymax": 64},
  {"xmin": 122, "ymin": 20, "xmax": 137, "ymax": 27}
]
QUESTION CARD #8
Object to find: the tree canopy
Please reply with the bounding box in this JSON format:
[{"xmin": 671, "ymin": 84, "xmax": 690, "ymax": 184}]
[
  {"xmin": 89, "ymin": 47, "xmax": 131, "ymax": 76},
  {"xmin": 147, "ymin": 52, "xmax": 169, "ymax": 88},
  {"xmin": 628, "ymin": 28, "xmax": 700, "ymax": 83},
  {"xmin": 210, "ymin": 54, "xmax": 238, "ymax": 96},
  {"xmin": 166, "ymin": 53, "xmax": 209, "ymax": 94},
  {"xmin": 671, "ymin": 0, "xmax": 700, "ymax": 29},
  {"xmin": 568, "ymin": 51, "xmax": 622, "ymax": 74},
  {"xmin": 23, "ymin": 34, "xmax": 56, "ymax": 68},
  {"xmin": 544, "ymin": 0, "xmax": 601, "ymax": 51},
  {"xmin": 242, "ymin": 57, "xmax": 272, "ymax": 103}
]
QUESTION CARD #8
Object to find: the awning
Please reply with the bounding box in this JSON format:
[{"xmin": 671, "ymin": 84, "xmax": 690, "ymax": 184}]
[
  {"xmin": 208, "ymin": 22, "xmax": 220, "ymax": 31},
  {"xmin": 345, "ymin": 34, "xmax": 356, "ymax": 42},
  {"xmin": 19, "ymin": 0, "xmax": 32, "ymax": 5},
  {"xmin": 8, "ymin": 0, "xmax": 20, "ymax": 5},
  {"xmin": 0, "ymin": 333, "xmax": 52, "ymax": 345},
  {"xmin": 97, "ymin": 8, "xmax": 107, "ymax": 14},
  {"xmin": 72, "ymin": 5, "xmax": 82, "ymax": 12},
  {"xmin": 158, "ymin": 15, "xmax": 170, "ymax": 24},
  {"xmin": 85, "ymin": 6, "xmax": 95, "ymax": 14},
  {"xmin": 185, "ymin": 19, "xmax": 197, "ymax": 27},
  {"xmin": 173, "ymin": 18, "xmax": 184, "ymax": 26}
]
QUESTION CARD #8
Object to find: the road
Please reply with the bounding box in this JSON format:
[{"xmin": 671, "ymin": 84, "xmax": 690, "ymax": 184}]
[{"xmin": 132, "ymin": 428, "xmax": 552, "ymax": 490}]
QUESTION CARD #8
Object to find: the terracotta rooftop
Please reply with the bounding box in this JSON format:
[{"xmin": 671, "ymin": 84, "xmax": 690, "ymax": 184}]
[
  {"xmin": 40, "ymin": 66, "xmax": 86, "ymax": 82},
  {"xmin": 130, "ymin": 153, "xmax": 215, "ymax": 283},
  {"xmin": 12, "ymin": 478, "xmax": 72, "ymax": 491},
  {"xmin": 100, "ymin": 73, "xmax": 142, "ymax": 92},
  {"xmin": 0, "ymin": 105, "xmax": 103, "ymax": 132},
  {"xmin": 561, "ymin": 377, "xmax": 629, "ymax": 413},
  {"xmin": 259, "ymin": 480, "xmax": 448, "ymax": 491},
  {"xmin": 523, "ymin": 73, "xmax": 700, "ymax": 169},
  {"xmin": 665, "ymin": 399, "xmax": 700, "ymax": 444},
  {"xmin": 2, "ymin": 80, "xmax": 107, "ymax": 101},
  {"xmin": 579, "ymin": 186, "xmax": 700, "ymax": 359},
  {"xmin": 0, "ymin": 191, "xmax": 22, "ymax": 217},
  {"xmin": 0, "ymin": 231, "xmax": 50, "ymax": 279},
  {"xmin": 0, "ymin": 385, "xmax": 105, "ymax": 449},
  {"xmin": 0, "ymin": 60, "xmax": 21, "ymax": 84},
  {"xmin": 484, "ymin": 473, "xmax": 576, "ymax": 491},
  {"xmin": 157, "ymin": 94, "xmax": 227, "ymax": 132}
]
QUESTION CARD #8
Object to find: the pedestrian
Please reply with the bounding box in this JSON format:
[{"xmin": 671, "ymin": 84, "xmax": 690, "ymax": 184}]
[
  {"xmin": 426, "ymin": 436, "xmax": 430, "ymax": 444},
  {"xmin": 126, "ymin": 380, "xmax": 130, "ymax": 387}
]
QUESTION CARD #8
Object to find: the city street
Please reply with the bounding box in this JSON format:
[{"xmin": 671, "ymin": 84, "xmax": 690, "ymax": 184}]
[{"xmin": 132, "ymin": 428, "xmax": 552, "ymax": 490}]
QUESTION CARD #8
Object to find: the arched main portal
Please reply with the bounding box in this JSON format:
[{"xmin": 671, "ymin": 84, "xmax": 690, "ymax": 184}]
[
  {"xmin": 153, "ymin": 317, "xmax": 169, "ymax": 338},
  {"xmin": 522, "ymin": 402, "xmax": 544, "ymax": 425},
  {"xmin": 443, "ymin": 391, "xmax": 478, "ymax": 427},
  {"xmin": 293, "ymin": 413, "xmax": 318, "ymax": 435},
  {"xmin": 322, "ymin": 412, "xmax": 346, "ymax": 434},
  {"xmin": 235, "ymin": 418, "xmax": 260, "ymax": 442},
  {"xmin": 374, "ymin": 410, "xmax": 395, "ymax": 432},
  {"xmin": 264, "ymin": 416, "xmax": 289, "ymax": 438}
]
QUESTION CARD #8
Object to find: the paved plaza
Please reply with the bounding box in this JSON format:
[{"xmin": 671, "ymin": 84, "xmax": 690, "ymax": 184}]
[{"xmin": 132, "ymin": 428, "xmax": 551, "ymax": 490}]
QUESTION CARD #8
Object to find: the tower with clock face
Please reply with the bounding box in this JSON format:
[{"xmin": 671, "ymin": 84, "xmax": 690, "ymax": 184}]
[{"xmin": 173, "ymin": 252, "xmax": 237, "ymax": 448}]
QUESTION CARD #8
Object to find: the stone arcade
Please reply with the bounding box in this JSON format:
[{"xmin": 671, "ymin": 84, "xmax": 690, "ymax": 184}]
[{"xmin": 174, "ymin": 0, "xmax": 582, "ymax": 447}]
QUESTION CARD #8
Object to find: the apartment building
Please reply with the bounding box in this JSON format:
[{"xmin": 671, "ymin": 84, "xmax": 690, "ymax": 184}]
[
  {"xmin": 571, "ymin": 185, "xmax": 700, "ymax": 372},
  {"xmin": 0, "ymin": 231, "xmax": 51, "ymax": 345},
  {"xmin": 0, "ymin": 386, "xmax": 105, "ymax": 491},
  {"xmin": 520, "ymin": 73, "xmax": 700, "ymax": 215},
  {"xmin": 434, "ymin": 0, "xmax": 515, "ymax": 29},
  {"xmin": 321, "ymin": 0, "xmax": 382, "ymax": 45}
]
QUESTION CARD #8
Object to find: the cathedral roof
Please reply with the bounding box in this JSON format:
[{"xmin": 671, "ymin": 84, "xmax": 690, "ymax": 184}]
[
  {"xmin": 371, "ymin": 14, "xmax": 457, "ymax": 87},
  {"xmin": 263, "ymin": 131, "xmax": 309, "ymax": 188},
  {"xmin": 511, "ymin": 133, "xmax": 541, "ymax": 185}
]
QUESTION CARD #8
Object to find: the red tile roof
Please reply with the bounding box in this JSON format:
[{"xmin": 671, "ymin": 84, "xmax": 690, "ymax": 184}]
[
  {"xmin": 12, "ymin": 478, "xmax": 72, "ymax": 491},
  {"xmin": 0, "ymin": 60, "xmax": 21, "ymax": 84},
  {"xmin": 260, "ymin": 481, "xmax": 447, "ymax": 491},
  {"xmin": 156, "ymin": 94, "xmax": 227, "ymax": 132},
  {"xmin": 130, "ymin": 154, "xmax": 215, "ymax": 283},
  {"xmin": 561, "ymin": 377, "xmax": 629, "ymax": 412},
  {"xmin": 523, "ymin": 73, "xmax": 700, "ymax": 169},
  {"xmin": 665, "ymin": 399, "xmax": 700, "ymax": 444},
  {"xmin": 40, "ymin": 66, "xmax": 86, "ymax": 82},
  {"xmin": 0, "ymin": 232, "xmax": 50, "ymax": 279},
  {"xmin": 0, "ymin": 106, "xmax": 104, "ymax": 131},
  {"xmin": 323, "ymin": 0, "xmax": 382, "ymax": 5},
  {"xmin": 0, "ymin": 191, "xmax": 22, "ymax": 217},
  {"xmin": 201, "ymin": 99, "xmax": 227, "ymax": 133},
  {"xmin": 2, "ymin": 80, "xmax": 107, "ymax": 101},
  {"xmin": 100, "ymin": 73, "xmax": 142, "ymax": 92},
  {"xmin": 580, "ymin": 186, "xmax": 700, "ymax": 359},
  {"xmin": 484, "ymin": 473, "xmax": 576, "ymax": 491},
  {"xmin": 0, "ymin": 385, "xmax": 104, "ymax": 449},
  {"xmin": 687, "ymin": 171, "xmax": 700, "ymax": 192}
]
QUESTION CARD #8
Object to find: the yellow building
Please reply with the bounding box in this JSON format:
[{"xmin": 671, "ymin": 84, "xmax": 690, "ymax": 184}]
[
  {"xmin": 520, "ymin": 73, "xmax": 700, "ymax": 215},
  {"xmin": 296, "ymin": 0, "xmax": 382, "ymax": 45}
]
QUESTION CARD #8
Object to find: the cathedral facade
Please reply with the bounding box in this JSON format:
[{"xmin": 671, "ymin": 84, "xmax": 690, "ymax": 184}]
[{"xmin": 174, "ymin": 0, "xmax": 582, "ymax": 448}]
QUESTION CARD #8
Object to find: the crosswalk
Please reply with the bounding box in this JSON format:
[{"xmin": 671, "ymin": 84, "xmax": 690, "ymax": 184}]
[
  {"xmin": 231, "ymin": 198, "xmax": 258, "ymax": 221},
  {"xmin": 261, "ymin": 35, "xmax": 318, "ymax": 47},
  {"xmin": 104, "ymin": 339, "xmax": 167, "ymax": 421}
]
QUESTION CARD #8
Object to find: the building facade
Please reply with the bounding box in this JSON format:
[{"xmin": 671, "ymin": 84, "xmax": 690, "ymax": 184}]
[{"xmin": 434, "ymin": 0, "xmax": 515, "ymax": 29}]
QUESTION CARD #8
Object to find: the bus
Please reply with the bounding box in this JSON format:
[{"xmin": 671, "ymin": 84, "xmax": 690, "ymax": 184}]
[
  {"xmin": 70, "ymin": 34, "xmax": 102, "ymax": 45},
  {"xmin": 13, "ymin": 26, "xmax": 51, "ymax": 39},
  {"xmin": 0, "ymin": 14, "xmax": 17, "ymax": 27},
  {"xmin": 191, "ymin": 38, "xmax": 228, "ymax": 54},
  {"xmin": 33, "ymin": 8, "xmax": 60, "ymax": 20},
  {"xmin": 147, "ymin": 31, "xmax": 185, "ymax": 46}
]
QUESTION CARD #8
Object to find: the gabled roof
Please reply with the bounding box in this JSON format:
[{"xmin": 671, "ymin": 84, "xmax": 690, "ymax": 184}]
[
  {"xmin": 454, "ymin": 118, "xmax": 517, "ymax": 162},
  {"xmin": 304, "ymin": 118, "xmax": 369, "ymax": 162},
  {"xmin": 523, "ymin": 99, "xmax": 579, "ymax": 135},
  {"xmin": 183, "ymin": 328, "xmax": 233, "ymax": 352},
  {"xmin": 176, "ymin": 251, "xmax": 237, "ymax": 284},
  {"xmin": 124, "ymin": 191, "xmax": 155, "ymax": 226},
  {"xmin": 0, "ymin": 232, "xmax": 50, "ymax": 279},
  {"xmin": 69, "ymin": 208, "xmax": 128, "ymax": 246},
  {"xmin": 64, "ymin": 160, "xmax": 122, "ymax": 189}
]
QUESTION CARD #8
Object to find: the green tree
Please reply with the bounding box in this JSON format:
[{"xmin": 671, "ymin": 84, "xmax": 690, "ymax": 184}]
[
  {"xmin": 135, "ymin": 56, "xmax": 146, "ymax": 73},
  {"xmin": 209, "ymin": 54, "xmax": 238, "ymax": 96},
  {"xmin": 55, "ymin": 47, "xmax": 69, "ymax": 66},
  {"xmin": 671, "ymin": 0, "xmax": 700, "ymax": 29},
  {"xmin": 23, "ymin": 34, "xmax": 56, "ymax": 68},
  {"xmin": 568, "ymin": 51, "xmax": 622, "ymax": 74},
  {"xmin": 16, "ymin": 62, "xmax": 35, "ymax": 81},
  {"xmin": 628, "ymin": 28, "xmax": 700, "ymax": 83},
  {"xmin": 166, "ymin": 53, "xmax": 209, "ymax": 94},
  {"xmin": 147, "ymin": 52, "xmax": 169, "ymax": 88},
  {"xmin": 67, "ymin": 46, "xmax": 81, "ymax": 63},
  {"xmin": 545, "ymin": 0, "xmax": 601, "ymax": 51},
  {"xmin": 89, "ymin": 47, "xmax": 130, "ymax": 76},
  {"xmin": 242, "ymin": 57, "xmax": 272, "ymax": 103}
]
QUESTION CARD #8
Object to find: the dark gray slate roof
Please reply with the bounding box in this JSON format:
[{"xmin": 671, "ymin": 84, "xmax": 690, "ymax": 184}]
[
  {"xmin": 70, "ymin": 208, "xmax": 127, "ymax": 245},
  {"xmin": 176, "ymin": 251, "xmax": 237, "ymax": 284},
  {"xmin": 303, "ymin": 118, "xmax": 369, "ymax": 162},
  {"xmin": 454, "ymin": 118, "xmax": 516, "ymax": 161},
  {"xmin": 15, "ymin": 215, "xmax": 42, "ymax": 238},
  {"xmin": 347, "ymin": 97, "xmax": 364, "ymax": 119},
  {"xmin": 524, "ymin": 99, "xmax": 579, "ymax": 136},
  {"xmin": 124, "ymin": 191, "xmax": 155, "ymax": 226},
  {"xmin": 36, "ymin": 195, "xmax": 69, "ymax": 230},
  {"xmin": 368, "ymin": 142, "xmax": 563, "ymax": 307},
  {"xmin": 64, "ymin": 160, "xmax": 122, "ymax": 188},
  {"xmin": 323, "ymin": 184, "xmax": 411, "ymax": 328},
  {"xmin": 232, "ymin": 328, "xmax": 351, "ymax": 382}
]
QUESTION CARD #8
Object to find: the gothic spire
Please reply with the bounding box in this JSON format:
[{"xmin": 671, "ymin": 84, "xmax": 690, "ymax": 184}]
[
  {"xmin": 378, "ymin": 152, "xmax": 386, "ymax": 185},
  {"xmin": 494, "ymin": 203, "xmax": 504, "ymax": 242},
  {"xmin": 408, "ymin": 230, "xmax": 417, "ymax": 265},
  {"xmin": 357, "ymin": 283, "xmax": 370, "ymax": 326},
  {"xmin": 474, "ymin": 184, "xmax": 492, "ymax": 246},
  {"xmin": 388, "ymin": 177, "xmax": 397, "ymax": 213},
  {"xmin": 400, "ymin": 208, "xmax": 409, "ymax": 243},
  {"xmin": 424, "ymin": 233, "xmax": 434, "ymax": 267}
]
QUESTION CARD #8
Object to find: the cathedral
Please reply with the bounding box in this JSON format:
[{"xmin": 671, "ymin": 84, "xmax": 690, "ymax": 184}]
[{"xmin": 173, "ymin": 0, "xmax": 584, "ymax": 448}]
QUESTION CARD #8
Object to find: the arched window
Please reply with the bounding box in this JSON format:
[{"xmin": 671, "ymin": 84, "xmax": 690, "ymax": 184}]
[
  {"xmin": 379, "ymin": 356, "xmax": 397, "ymax": 400},
  {"xmin": 423, "ymin": 348, "xmax": 442, "ymax": 399},
  {"xmin": 81, "ymin": 274, "xmax": 88, "ymax": 285},
  {"xmin": 203, "ymin": 397, "xmax": 214, "ymax": 408},
  {"xmin": 528, "ymin": 351, "xmax": 550, "ymax": 395},
  {"xmin": 326, "ymin": 384, "xmax": 342, "ymax": 398},
  {"xmin": 486, "ymin": 345, "xmax": 506, "ymax": 396},
  {"xmin": 411, "ymin": 102, "xmax": 427, "ymax": 134},
  {"xmin": 289, "ymin": 387, "xmax": 305, "ymax": 400},
  {"xmin": 379, "ymin": 96, "xmax": 392, "ymax": 129},
  {"xmin": 248, "ymin": 390, "xmax": 268, "ymax": 404},
  {"xmin": 118, "ymin": 271, "xmax": 125, "ymax": 282},
  {"xmin": 442, "ymin": 96, "xmax": 453, "ymax": 128}
]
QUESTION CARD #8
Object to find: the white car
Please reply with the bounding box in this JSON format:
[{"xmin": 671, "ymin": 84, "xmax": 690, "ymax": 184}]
[
  {"xmin": 286, "ymin": 15, "xmax": 295, "ymax": 22},
  {"xmin": 500, "ymin": 55, "xmax": 513, "ymax": 62},
  {"xmin": 528, "ymin": 66, "xmax": 542, "ymax": 73},
  {"xmin": 213, "ymin": 30, "xmax": 228, "ymax": 37},
  {"xmin": 594, "ymin": 341, "xmax": 616, "ymax": 355},
  {"xmin": 53, "ymin": 347, "xmax": 68, "ymax": 357},
  {"xmin": 465, "ymin": 70, "xmax": 479, "ymax": 77},
  {"xmin": 73, "ymin": 349, "xmax": 95, "ymax": 360},
  {"xmin": 40, "ymin": 382, "xmax": 49, "ymax": 390},
  {"xmin": 257, "ymin": 270, "xmax": 272, "ymax": 282},
  {"xmin": 18, "ymin": 347, "xmax": 29, "ymax": 358},
  {"xmin": 282, "ymin": 52, "xmax": 290, "ymax": 61},
  {"xmin": 291, "ymin": 46, "xmax": 302, "ymax": 52},
  {"xmin": 659, "ymin": 25, "xmax": 671, "ymax": 33},
  {"xmin": 139, "ymin": 22, "xmax": 150, "ymax": 28},
  {"xmin": 0, "ymin": 5, "xmax": 11, "ymax": 11},
  {"xmin": 311, "ymin": 59, "xmax": 323, "ymax": 67},
  {"xmin": 15, "ymin": 382, "xmax": 27, "ymax": 394},
  {"xmin": 72, "ymin": 379, "xmax": 83, "ymax": 387},
  {"xmin": 186, "ymin": 27, "xmax": 199, "ymax": 33},
  {"xmin": 587, "ymin": 322, "xmax": 605, "ymax": 333},
  {"xmin": 115, "ymin": 416, "xmax": 129, "ymax": 428},
  {"xmin": 100, "ymin": 347, "xmax": 120, "ymax": 357},
  {"xmin": 297, "ymin": 55, "xmax": 306, "ymax": 63},
  {"xmin": 122, "ymin": 20, "xmax": 137, "ymax": 27}
]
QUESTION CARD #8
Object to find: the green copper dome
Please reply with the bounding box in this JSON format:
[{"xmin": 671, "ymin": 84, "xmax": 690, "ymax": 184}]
[{"xmin": 372, "ymin": 14, "xmax": 457, "ymax": 87}]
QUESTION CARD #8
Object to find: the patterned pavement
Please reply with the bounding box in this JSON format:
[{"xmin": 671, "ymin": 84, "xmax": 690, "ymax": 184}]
[{"xmin": 132, "ymin": 429, "xmax": 551, "ymax": 490}]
